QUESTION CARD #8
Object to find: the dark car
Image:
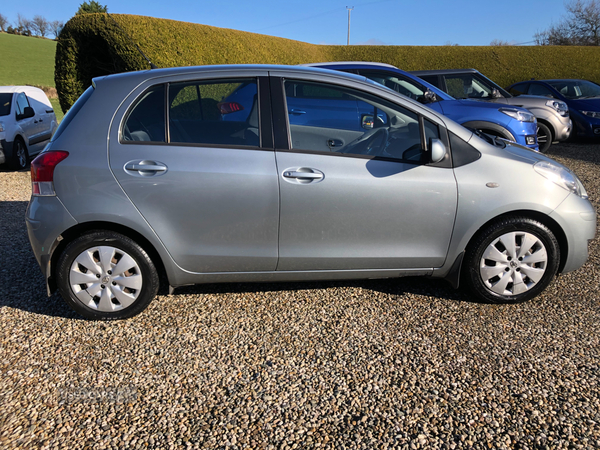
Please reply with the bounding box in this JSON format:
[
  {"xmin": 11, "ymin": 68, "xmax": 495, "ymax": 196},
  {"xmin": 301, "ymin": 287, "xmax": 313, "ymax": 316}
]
[{"xmin": 507, "ymin": 79, "xmax": 600, "ymax": 138}]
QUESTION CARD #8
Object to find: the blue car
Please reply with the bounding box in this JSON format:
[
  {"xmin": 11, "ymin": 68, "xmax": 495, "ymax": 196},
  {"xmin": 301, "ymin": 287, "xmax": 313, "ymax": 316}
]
[
  {"xmin": 307, "ymin": 62, "xmax": 539, "ymax": 151},
  {"xmin": 507, "ymin": 79, "xmax": 600, "ymax": 138}
]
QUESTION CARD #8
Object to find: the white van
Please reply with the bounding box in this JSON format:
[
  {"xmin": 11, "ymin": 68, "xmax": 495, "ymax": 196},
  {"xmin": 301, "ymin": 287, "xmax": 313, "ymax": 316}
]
[{"xmin": 0, "ymin": 86, "xmax": 58, "ymax": 170}]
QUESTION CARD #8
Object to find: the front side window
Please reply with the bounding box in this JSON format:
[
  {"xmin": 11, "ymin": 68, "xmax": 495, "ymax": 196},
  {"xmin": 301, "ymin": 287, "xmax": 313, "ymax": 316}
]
[
  {"xmin": 0, "ymin": 93, "xmax": 13, "ymax": 116},
  {"xmin": 284, "ymin": 80, "xmax": 435, "ymax": 163},
  {"xmin": 169, "ymin": 79, "xmax": 259, "ymax": 147},
  {"xmin": 15, "ymin": 93, "xmax": 30, "ymax": 117},
  {"xmin": 445, "ymin": 75, "xmax": 495, "ymax": 99},
  {"xmin": 528, "ymin": 84, "xmax": 555, "ymax": 98},
  {"xmin": 358, "ymin": 70, "xmax": 433, "ymax": 103},
  {"xmin": 509, "ymin": 83, "xmax": 529, "ymax": 96}
]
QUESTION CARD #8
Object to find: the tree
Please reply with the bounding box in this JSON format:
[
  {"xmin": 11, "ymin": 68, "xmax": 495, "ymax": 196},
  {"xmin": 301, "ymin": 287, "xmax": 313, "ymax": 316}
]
[
  {"xmin": 535, "ymin": 0, "xmax": 600, "ymax": 45},
  {"xmin": 0, "ymin": 13, "xmax": 8, "ymax": 32},
  {"xmin": 16, "ymin": 13, "xmax": 32, "ymax": 36},
  {"xmin": 31, "ymin": 15, "xmax": 50, "ymax": 37},
  {"xmin": 76, "ymin": 1, "xmax": 108, "ymax": 15},
  {"xmin": 50, "ymin": 20, "xmax": 64, "ymax": 38},
  {"xmin": 490, "ymin": 39, "xmax": 512, "ymax": 46}
]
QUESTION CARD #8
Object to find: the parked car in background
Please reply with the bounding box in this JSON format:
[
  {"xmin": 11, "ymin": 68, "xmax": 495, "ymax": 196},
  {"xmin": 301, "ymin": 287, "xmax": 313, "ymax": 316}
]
[
  {"xmin": 0, "ymin": 86, "xmax": 58, "ymax": 170},
  {"xmin": 306, "ymin": 62, "xmax": 539, "ymax": 151},
  {"xmin": 26, "ymin": 65, "xmax": 595, "ymax": 320},
  {"xmin": 412, "ymin": 69, "xmax": 572, "ymax": 152},
  {"xmin": 507, "ymin": 79, "xmax": 600, "ymax": 139}
]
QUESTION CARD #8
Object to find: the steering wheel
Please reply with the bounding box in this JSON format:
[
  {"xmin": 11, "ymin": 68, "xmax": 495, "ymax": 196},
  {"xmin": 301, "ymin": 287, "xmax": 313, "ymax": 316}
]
[{"xmin": 342, "ymin": 127, "xmax": 389, "ymax": 156}]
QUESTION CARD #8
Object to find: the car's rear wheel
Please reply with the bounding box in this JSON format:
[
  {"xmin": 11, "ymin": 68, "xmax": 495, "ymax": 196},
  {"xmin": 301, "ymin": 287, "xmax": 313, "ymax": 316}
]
[
  {"xmin": 56, "ymin": 231, "xmax": 159, "ymax": 320},
  {"xmin": 462, "ymin": 217, "xmax": 560, "ymax": 304},
  {"xmin": 536, "ymin": 122, "xmax": 552, "ymax": 153},
  {"xmin": 10, "ymin": 138, "xmax": 29, "ymax": 170}
]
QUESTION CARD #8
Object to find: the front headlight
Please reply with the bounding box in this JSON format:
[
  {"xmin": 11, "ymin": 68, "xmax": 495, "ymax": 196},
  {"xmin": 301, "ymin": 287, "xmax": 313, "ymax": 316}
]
[
  {"xmin": 580, "ymin": 110, "xmax": 600, "ymax": 119},
  {"xmin": 534, "ymin": 161, "xmax": 588, "ymax": 198},
  {"xmin": 499, "ymin": 108, "xmax": 536, "ymax": 123},
  {"xmin": 546, "ymin": 99, "xmax": 569, "ymax": 117}
]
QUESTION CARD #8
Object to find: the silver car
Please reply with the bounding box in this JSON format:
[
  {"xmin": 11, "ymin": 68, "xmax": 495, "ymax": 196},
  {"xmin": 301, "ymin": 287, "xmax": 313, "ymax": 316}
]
[{"xmin": 26, "ymin": 65, "xmax": 596, "ymax": 320}]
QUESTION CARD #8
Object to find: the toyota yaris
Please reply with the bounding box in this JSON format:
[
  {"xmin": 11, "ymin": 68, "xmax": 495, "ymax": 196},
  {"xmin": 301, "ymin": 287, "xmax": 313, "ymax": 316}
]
[{"xmin": 26, "ymin": 65, "xmax": 596, "ymax": 320}]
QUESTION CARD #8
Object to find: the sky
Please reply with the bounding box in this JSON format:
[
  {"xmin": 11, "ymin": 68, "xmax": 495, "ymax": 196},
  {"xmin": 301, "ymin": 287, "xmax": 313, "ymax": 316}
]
[{"xmin": 3, "ymin": 0, "xmax": 569, "ymax": 46}]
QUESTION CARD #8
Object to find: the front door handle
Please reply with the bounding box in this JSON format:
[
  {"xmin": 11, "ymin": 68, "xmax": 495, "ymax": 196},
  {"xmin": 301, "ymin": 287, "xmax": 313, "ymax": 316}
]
[
  {"xmin": 282, "ymin": 168, "xmax": 325, "ymax": 184},
  {"xmin": 288, "ymin": 109, "xmax": 307, "ymax": 115},
  {"xmin": 284, "ymin": 171, "xmax": 323, "ymax": 180}
]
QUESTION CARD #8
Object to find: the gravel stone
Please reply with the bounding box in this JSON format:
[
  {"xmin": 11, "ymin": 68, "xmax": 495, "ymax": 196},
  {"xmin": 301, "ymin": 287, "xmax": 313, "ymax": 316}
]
[{"xmin": 0, "ymin": 140, "xmax": 599, "ymax": 449}]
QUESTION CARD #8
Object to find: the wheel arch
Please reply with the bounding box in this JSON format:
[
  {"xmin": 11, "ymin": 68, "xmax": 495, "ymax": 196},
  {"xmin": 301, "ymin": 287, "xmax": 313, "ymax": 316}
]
[
  {"xmin": 465, "ymin": 210, "xmax": 568, "ymax": 273},
  {"xmin": 461, "ymin": 121, "xmax": 516, "ymax": 141},
  {"xmin": 49, "ymin": 221, "xmax": 170, "ymax": 295},
  {"xmin": 537, "ymin": 118, "xmax": 555, "ymax": 141}
]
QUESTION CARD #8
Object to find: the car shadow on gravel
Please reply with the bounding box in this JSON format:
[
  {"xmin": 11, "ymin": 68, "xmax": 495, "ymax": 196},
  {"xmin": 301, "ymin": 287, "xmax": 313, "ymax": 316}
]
[
  {"xmin": 173, "ymin": 276, "xmax": 472, "ymax": 304},
  {"xmin": 0, "ymin": 200, "xmax": 80, "ymax": 320}
]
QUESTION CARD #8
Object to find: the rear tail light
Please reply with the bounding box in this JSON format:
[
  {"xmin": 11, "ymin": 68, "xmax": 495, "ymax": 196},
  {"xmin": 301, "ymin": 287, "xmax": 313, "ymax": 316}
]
[
  {"xmin": 217, "ymin": 102, "xmax": 244, "ymax": 114},
  {"xmin": 31, "ymin": 151, "xmax": 69, "ymax": 196}
]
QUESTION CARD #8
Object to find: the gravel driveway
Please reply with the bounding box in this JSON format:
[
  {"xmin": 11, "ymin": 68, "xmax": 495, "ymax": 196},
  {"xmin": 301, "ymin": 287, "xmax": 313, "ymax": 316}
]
[{"xmin": 1, "ymin": 141, "xmax": 599, "ymax": 449}]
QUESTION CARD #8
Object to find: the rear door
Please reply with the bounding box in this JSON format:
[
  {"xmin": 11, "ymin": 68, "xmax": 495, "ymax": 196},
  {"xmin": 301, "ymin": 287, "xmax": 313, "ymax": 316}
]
[
  {"xmin": 271, "ymin": 75, "xmax": 458, "ymax": 271},
  {"xmin": 108, "ymin": 72, "xmax": 280, "ymax": 273}
]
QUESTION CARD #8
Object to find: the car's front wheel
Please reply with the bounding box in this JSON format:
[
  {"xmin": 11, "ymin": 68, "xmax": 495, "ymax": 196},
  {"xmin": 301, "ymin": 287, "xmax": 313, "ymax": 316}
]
[
  {"xmin": 9, "ymin": 138, "xmax": 29, "ymax": 170},
  {"xmin": 536, "ymin": 122, "xmax": 552, "ymax": 153},
  {"xmin": 56, "ymin": 231, "xmax": 160, "ymax": 320},
  {"xmin": 462, "ymin": 217, "xmax": 560, "ymax": 303}
]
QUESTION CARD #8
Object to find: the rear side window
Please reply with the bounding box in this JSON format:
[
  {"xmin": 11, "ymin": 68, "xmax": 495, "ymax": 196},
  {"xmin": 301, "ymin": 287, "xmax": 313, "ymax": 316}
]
[
  {"xmin": 0, "ymin": 93, "xmax": 12, "ymax": 116},
  {"xmin": 509, "ymin": 83, "xmax": 529, "ymax": 96},
  {"xmin": 168, "ymin": 79, "xmax": 259, "ymax": 147},
  {"xmin": 122, "ymin": 85, "xmax": 166, "ymax": 143}
]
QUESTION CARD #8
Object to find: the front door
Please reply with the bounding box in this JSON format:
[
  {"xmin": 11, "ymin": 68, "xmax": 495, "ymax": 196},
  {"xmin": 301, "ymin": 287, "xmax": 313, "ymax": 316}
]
[{"xmin": 274, "ymin": 79, "xmax": 458, "ymax": 271}]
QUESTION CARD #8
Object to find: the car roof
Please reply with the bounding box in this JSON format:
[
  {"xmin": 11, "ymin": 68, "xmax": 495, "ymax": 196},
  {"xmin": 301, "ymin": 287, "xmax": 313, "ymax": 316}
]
[
  {"xmin": 410, "ymin": 69, "xmax": 478, "ymax": 75},
  {"xmin": 302, "ymin": 61, "xmax": 398, "ymax": 70},
  {"xmin": 93, "ymin": 64, "xmax": 371, "ymax": 86},
  {"xmin": 0, "ymin": 85, "xmax": 43, "ymax": 94}
]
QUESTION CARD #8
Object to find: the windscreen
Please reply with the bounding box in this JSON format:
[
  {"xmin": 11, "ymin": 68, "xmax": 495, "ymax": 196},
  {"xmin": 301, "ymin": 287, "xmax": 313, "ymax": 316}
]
[{"xmin": 0, "ymin": 93, "xmax": 12, "ymax": 116}]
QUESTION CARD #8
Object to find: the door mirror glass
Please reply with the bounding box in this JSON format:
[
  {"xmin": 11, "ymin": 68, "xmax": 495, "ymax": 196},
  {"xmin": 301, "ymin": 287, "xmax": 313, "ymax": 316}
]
[
  {"xmin": 430, "ymin": 138, "xmax": 446, "ymax": 163},
  {"xmin": 361, "ymin": 114, "xmax": 374, "ymax": 129},
  {"xmin": 423, "ymin": 89, "xmax": 438, "ymax": 103}
]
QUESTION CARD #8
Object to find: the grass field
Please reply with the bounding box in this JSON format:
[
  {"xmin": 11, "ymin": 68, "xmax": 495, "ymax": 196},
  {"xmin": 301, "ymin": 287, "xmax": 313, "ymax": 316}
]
[{"xmin": 0, "ymin": 33, "xmax": 63, "ymax": 121}]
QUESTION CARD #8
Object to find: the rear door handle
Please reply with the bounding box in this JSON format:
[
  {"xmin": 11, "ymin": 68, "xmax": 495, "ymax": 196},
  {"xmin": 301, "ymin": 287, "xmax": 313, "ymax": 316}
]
[{"xmin": 124, "ymin": 160, "xmax": 168, "ymax": 176}]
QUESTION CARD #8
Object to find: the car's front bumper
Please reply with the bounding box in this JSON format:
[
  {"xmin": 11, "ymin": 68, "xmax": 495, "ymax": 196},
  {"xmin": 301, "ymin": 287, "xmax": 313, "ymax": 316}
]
[{"xmin": 550, "ymin": 193, "xmax": 596, "ymax": 273}]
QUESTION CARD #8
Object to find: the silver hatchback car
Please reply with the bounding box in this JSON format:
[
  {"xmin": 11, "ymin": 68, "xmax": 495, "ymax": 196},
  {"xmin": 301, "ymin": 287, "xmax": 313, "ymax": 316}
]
[{"xmin": 26, "ymin": 65, "xmax": 596, "ymax": 320}]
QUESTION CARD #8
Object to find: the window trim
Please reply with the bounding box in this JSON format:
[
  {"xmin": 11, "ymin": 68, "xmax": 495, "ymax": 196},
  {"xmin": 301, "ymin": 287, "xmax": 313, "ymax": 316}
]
[
  {"xmin": 275, "ymin": 77, "xmax": 452, "ymax": 167},
  {"xmin": 120, "ymin": 77, "xmax": 273, "ymax": 151}
]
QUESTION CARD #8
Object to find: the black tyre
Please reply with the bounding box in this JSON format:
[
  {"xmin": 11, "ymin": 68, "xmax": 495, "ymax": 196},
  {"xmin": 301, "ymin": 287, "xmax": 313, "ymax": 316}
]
[
  {"xmin": 9, "ymin": 138, "xmax": 29, "ymax": 170},
  {"xmin": 462, "ymin": 217, "xmax": 560, "ymax": 304},
  {"xmin": 56, "ymin": 231, "xmax": 160, "ymax": 320},
  {"xmin": 536, "ymin": 122, "xmax": 552, "ymax": 153}
]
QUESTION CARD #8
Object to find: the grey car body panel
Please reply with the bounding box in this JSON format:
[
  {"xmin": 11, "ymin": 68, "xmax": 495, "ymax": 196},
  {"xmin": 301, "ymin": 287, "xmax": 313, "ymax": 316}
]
[
  {"xmin": 25, "ymin": 65, "xmax": 595, "ymax": 295},
  {"xmin": 275, "ymin": 151, "xmax": 457, "ymax": 270}
]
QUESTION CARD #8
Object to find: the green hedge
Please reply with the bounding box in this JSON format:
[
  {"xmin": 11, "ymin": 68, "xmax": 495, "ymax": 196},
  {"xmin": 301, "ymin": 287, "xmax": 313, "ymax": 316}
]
[{"xmin": 56, "ymin": 13, "xmax": 600, "ymax": 112}]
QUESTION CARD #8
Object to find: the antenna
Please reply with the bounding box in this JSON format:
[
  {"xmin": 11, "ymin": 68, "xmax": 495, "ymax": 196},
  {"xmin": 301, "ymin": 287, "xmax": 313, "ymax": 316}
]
[
  {"xmin": 346, "ymin": 6, "xmax": 354, "ymax": 46},
  {"xmin": 106, "ymin": 13, "xmax": 158, "ymax": 69}
]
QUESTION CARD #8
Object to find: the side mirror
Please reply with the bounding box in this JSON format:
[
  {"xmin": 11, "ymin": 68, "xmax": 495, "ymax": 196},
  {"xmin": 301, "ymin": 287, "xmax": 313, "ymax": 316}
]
[
  {"xmin": 491, "ymin": 88, "xmax": 503, "ymax": 99},
  {"xmin": 17, "ymin": 106, "xmax": 35, "ymax": 121},
  {"xmin": 423, "ymin": 89, "xmax": 438, "ymax": 103},
  {"xmin": 361, "ymin": 114, "xmax": 374, "ymax": 129},
  {"xmin": 430, "ymin": 138, "xmax": 446, "ymax": 163}
]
